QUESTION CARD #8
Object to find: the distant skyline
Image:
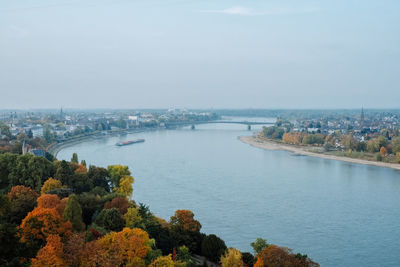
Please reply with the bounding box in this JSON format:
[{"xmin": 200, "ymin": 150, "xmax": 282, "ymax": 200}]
[{"xmin": 1, "ymin": 0, "xmax": 399, "ymax": 109}]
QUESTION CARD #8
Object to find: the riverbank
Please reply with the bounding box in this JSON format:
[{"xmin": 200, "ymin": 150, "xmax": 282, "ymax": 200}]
[
  {"xmin": 239, "ymin": 135, "xmax": 400, "ymax": 171},
  {"xmin": 49, "ymin": 128, "xmax": 159, "ymax": 157}
]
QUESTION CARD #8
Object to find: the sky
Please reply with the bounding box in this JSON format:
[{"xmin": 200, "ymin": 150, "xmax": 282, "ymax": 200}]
[{"xmin": 0, "ymin": 0, "xmax": 399, "ymax": 109}]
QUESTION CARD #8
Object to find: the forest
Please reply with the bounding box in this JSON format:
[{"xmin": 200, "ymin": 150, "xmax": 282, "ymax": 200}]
[{"xmin": 0, "ymin": 152, "xmax": 319, "ymax": 266}]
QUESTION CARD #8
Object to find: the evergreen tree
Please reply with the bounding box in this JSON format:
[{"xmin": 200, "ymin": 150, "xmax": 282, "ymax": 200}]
[
  {"xmin": 63, "ymin": 194, "xmax": 84, "ymax": 231},
  {"xmin": 71, "ymin": 153, "xmax": 79, "ymax": 164}
]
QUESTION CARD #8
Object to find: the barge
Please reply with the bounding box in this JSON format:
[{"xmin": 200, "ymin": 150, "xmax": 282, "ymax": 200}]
[{"xmin": 116, "ymin": 139, "xmax": 145, "ymax": 146}]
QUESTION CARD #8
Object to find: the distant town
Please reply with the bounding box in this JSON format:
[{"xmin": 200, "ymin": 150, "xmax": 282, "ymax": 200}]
[{"xmin": 1, "ymin": 108, "xmax": 400, "ymax": 163}]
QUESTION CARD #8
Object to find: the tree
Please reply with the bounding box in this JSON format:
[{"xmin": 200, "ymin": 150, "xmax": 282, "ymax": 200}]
[
  {"xmin": 54, "ymin": 160, "xmax": 74, "ymax": 187},
  {"xmin": 254, "ymin": 245, "xmax": 319, "ymax": 267},
  {"xmin": 43, "ymin": 125, "xmax": 54, "ymax": 144},
  {"xmin": 397, "ymin": 152, "xmax": 400, "ymax": 163},
  {"xmin": 170, "ymin": 210, "xmax": 202, "ymax": 253},
  {"xmin": 88, "ymin": 166, "xmax": 110, "ymax": 192},
  {"xmin": 201, "ymin": 234, "xmax": 227, "ymax": 262},
  {"xmin": 71, "ymin": 153, "xmax": 79, "ymax": 164},
  {"xmin": 221, "ymin": 248, "xmax": 244, "ymax": 267},
  {"xmin": 31, "ymin": 235, "xmax": 66, "ymax": 267},
  {"xmin": 380, "ymin": 146, "xmax": 387, "ymax": 157},
  {"xmin": 41, "ymin": 178, "xmax": 63, "ymax": 195},
  {"xmin": 0, "ymin": 122, "xmax": 11, "ymax": 138},
  {"xmin": 95, "ymin": 208, "xmax": 125, "ymax": 232},
  {"xmin": 82, "ymin": 228, "xmax": 151, "ymax": 266},
  {"xmin": 81, "ymin": 160, "xmax": 87, "ymax": 167},
  {"xmin": 104, "ymin": 196, "xmax": 130, "ymax": 215},
  {"xmin": 37, "ymin": 194, "xmax": 61, "ymax": 209},
  {"xmin": 63, "ymin": 194, "xmax": 84, "ymax": 231},
  {"xmin": 170, "ymin": 210, "xmax": 201, "ymax": 232},
  {"xmin": 8, "ymin": 154, "xmax": 53, "ymax": 192},
  {"xmin": 149, "ymin": 255, "xmax": 174, "ymax": 267},
  {"xmin": 63, "ymin": 233, "xmax": 86, "ymax": 267},
  {"xmin": 20, "ymin": 207, "xmax": 70, "ymax": 244},
  {"xmin": 251, "ymin": 238, "xmax": 269, "ymax": 254},
  {"xmin": 124, "ymin": 207, "xmax": 143, "ymax": 228},
  {"xmin": 7, "ymin": 185, "xmax": 39, "ymax": 224},
  {"xmin": 107, "ymin": 165, "xmax": 131, "ymax": 189},
  {"xmin": 115, "ymin": 175, "xmax": 134, "ymax": 198}
]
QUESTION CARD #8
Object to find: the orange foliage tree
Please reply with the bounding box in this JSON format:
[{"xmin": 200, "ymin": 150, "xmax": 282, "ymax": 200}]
[
  {"xmin": 170, "ymin": 210, "xmax": 201, "ymax": 232},
  {"xmin": 37, "ymin": 194, "xmax": 61, "ymax": 209},
  {"xmin": 81, "ymin": 228, "xmax": 151, "ymax": 266},
  {"xmin": 20, "ymin": 207, "xmax": 71, "ymax": 243},
  {"xmin": 255, "ymin": 245, "xmax": 319, "ymax": 267},
  {"xmin": 31, "ymin": 235, "xmax": 67, "ymax": 267},
  {"xmin": 380, "ymin": 146, "xmax": 387, "ymax": 157},
  {"xmin": 104, "ymin": 196, "xmax": 130, "ymax": 215}
]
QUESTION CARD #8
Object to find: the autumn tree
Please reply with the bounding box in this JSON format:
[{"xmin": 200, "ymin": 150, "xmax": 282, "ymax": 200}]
[
  {"xmin": 149, "ymin": 255, "xmax": 174, "ymax": 267},
  {"xmin": 20, "ymin": 207, "xmax": 70, "ymax": 244},
  {"xmin": 170, "ymin": 209, "xmax": 203, "ymax": 253},
  {"xmin": 220, "ymin": 248, "xmax": 244, "ymax": 267},
  {"xmin": 37, "ymin": 194, "xmax": 61, "ymax": 209},
  {"xmin": 31, "ymin": 234, "xmax": 66, "ymax": 267},
  {"xmin": 63, "ymin": 194, "xmax": 84, "ymax": 231},
  {"xmin": 254, "ymin": 245, "xmax": 319, "ymax": 267},
  {"xmin": 104, "ymin": 196, "xmax": 130, "ymax": 215},
  {"xmin": 124, "ymin": 207, "xmax": 143, "ymax": 228},
  {"xmin": 41, "ymin": 177, "xmax": 63, "ymax": 195},
  {"xmin": 7, "ymin": 185, "xmax": 39, "ymax": 224},
  {"xmin": 88, "ymin": 166, "xmax": 110, "ymax": 192},
  {"xmin": 63, "ymin": 233, "xmax": 86, "ymax": 267},
  {"xmin": 380, "ymin": 146, "xmax": 387, "ymax": 157},
  {"xmin": 82, "ymin": 227, "xmax": 152, "ymax": 266},
  {"xmin": 115, "ymin": 175, "xmax": 134, "ymax": 198},
  {"xmin": 107, "ymin": 165, "xmax": 131, "ymax": 189}
]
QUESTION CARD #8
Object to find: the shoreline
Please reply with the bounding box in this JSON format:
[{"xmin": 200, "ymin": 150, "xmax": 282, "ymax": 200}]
[
  {"xmin": 239, "ymin": 135, "xmax": 400, "ymax": 171},
  {"xmin": 49, "ymin": 128, "xmax": 160, "ymax": 157}
]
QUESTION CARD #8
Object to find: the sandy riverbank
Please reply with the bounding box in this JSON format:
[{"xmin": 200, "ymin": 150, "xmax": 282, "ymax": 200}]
[{"xmin": 239, "ymin": 135, "xmax": 400, "ymax": 171}]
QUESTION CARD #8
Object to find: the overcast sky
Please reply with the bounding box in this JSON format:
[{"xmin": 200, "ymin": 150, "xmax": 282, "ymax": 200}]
[{"xmin": 0, "ymin": 0, "xmax": 399, "ymax": 109}]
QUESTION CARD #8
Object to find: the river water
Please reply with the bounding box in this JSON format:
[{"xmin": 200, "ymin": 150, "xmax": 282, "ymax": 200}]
[{"xmin": 57, "ymin": 120, "xmax": 400, "ymax": 266}]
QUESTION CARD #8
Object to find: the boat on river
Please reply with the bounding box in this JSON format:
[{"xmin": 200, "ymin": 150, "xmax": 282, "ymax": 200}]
[{"xmin": 116, "ymin": 139, "xmax": 145, "ymax": 146}]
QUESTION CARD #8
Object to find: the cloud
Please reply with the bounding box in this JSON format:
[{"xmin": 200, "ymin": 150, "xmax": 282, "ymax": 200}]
[{"xmin": 201, "ymin": 6, "xmax": 318, "ymax": 16}]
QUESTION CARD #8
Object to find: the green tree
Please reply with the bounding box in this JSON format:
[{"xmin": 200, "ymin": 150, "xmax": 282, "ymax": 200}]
[
  {"xmin": 63, "ymin": 194, "xmax": 84, "ymax": 231},
  {"xmin": 71, "ymin": 153, "xmax": 79, "ymax": 164},
  {"xmin": 43, "ymin": 125, "xmax": 54, "ymax": 143},
  {"xmin": 88, "ymin": 166, "xmax": 110, "ymax": 192},
  {"xmin": 54, "ymin": 160, "xmax": 74, "ymax": 187},
  {"xmin": 201, "ymin": 234, "xmax": 227, "ymax": 262},
  {"xmin": 251, "ymin": 238, "xmax": 269, "ymax": 254},
  {"xmin": 95, "ymin": 208, "xmax": 125, "ymax": 232},
  {"xmin": 0, "ymin": 122, "xmax": 11, "ymax": 138}
]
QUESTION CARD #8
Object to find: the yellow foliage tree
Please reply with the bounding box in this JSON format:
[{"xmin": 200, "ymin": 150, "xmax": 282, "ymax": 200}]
[
  {"xmin": 41, "ymin": 178, "xmax": 63, "ymax": 195},
  {"xmin": 123, "ymin": 207, "xmax": 142, "ymax": 228},
  {"xmin": 149, "ymin": 255, "xmax": 174, "ymax": 267},
  {"xmin": 220, "ymin": 248, "xmax": 244, "ymax": 267},
  {"xmin": 115, "ymin": 175, "xmax": 134, "ymax": 198},
  {"xmin": 96, "ymin": 227, "xmax": 151, "ymax": 265}
]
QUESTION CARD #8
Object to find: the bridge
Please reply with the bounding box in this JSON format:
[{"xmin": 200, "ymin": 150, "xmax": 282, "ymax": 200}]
[{"xmin": 164, "ymin": 120, "xmax": 274, "ymax": 130}]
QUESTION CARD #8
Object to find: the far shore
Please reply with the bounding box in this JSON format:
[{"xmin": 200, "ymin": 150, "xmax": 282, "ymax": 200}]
[{"xmin": 239, "ymin": 135, "xmax": 400, "ymax": 171}]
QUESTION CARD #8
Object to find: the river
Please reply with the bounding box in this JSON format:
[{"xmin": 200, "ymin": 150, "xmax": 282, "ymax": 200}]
[{"xmin": 57, "ymin": 120, "xmax": 400, "ymax": 266}]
